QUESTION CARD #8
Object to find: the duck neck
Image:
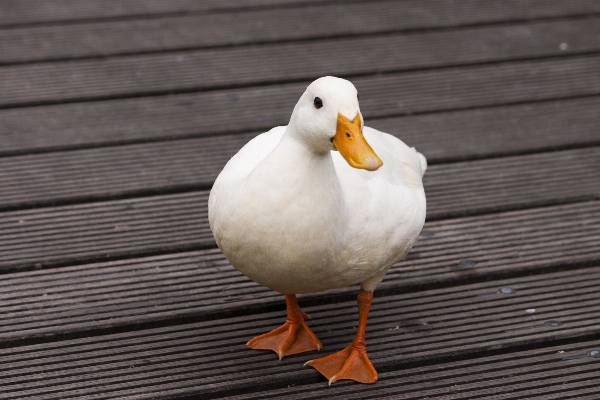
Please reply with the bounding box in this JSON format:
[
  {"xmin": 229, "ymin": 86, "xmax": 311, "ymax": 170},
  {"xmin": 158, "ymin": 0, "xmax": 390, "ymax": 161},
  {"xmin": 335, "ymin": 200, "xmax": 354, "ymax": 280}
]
[
  {"xmin": 241, "ymin": 128, "xmax": 347, "ymax": 243},
  {"xmin": 275, "ymin": 129, "xmax": 341, "ymax": 197}
]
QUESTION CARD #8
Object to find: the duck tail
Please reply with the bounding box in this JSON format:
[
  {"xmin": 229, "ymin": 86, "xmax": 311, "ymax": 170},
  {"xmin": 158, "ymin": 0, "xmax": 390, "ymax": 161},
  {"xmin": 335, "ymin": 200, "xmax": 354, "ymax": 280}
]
[{"xmin": 412, "ymin": 148, "xmax": 427, "ymax": 177}]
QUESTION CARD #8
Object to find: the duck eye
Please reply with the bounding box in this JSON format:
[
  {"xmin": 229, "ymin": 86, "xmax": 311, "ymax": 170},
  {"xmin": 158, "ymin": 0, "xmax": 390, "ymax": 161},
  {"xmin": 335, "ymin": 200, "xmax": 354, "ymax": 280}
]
[
  {"xmin": 314, "ymin": 97, "xmax": 323, "ymax": 109},
  {"xmin": 357, "ymin": 93, "xmax": 360, "ymax": 101}
]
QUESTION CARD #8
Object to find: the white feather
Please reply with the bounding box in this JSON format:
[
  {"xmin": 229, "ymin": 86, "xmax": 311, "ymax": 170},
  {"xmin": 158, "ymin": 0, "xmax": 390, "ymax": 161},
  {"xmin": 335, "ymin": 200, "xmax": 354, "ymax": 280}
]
[{"xmin": 209, "ymin": 77, "xmax": 426, "ymax": 294}]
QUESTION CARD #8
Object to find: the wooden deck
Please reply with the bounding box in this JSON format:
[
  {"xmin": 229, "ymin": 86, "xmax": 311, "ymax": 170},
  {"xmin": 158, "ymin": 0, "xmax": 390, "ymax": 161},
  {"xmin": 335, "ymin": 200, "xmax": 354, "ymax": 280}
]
[{"xmin": 1, "ymin": 1, "xmax": 599, "ymax": 398}]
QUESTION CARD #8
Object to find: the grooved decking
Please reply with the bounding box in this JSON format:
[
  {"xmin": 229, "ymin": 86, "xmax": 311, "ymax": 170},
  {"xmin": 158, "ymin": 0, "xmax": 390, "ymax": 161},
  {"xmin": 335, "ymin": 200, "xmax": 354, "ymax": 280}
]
[
  {"xmin": 0, "ymin": 268, "xmax": 599, "ymax": 399},
  {"xmin": 226, "ymin": 340, "xmax": 600, "ymax": 399},
  {"xmin": 0, "ymin": 201, "xmax": 598, "ymax": 344},
  {"xmin": 1, "ymin": 0, "xmax": 599, "ymax": 398},
  {"xmin": 3, "ymin": 0, "xmax": 600, "ymax": 63},
  {"xmin": 3, "ymin": 17, "xmax": 600, "ymax": 106},
  {"xmin": 2, "ymin": 56, "xmax": 600, "ymax": 154},
  {"xmin": 1, "ymin": 148, "xmax": 598, "ymax": 272}
]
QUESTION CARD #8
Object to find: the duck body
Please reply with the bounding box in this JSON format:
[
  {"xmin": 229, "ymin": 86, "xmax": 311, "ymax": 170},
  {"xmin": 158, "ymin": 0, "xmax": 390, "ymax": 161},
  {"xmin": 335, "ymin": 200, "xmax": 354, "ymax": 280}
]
[
  {"xmin": 209, "ymin": 125, "xmax": 426, "ymax": 294},
  {"xmin": 208, "ymin": 77, "xmax": 426, "ymax": 384}
]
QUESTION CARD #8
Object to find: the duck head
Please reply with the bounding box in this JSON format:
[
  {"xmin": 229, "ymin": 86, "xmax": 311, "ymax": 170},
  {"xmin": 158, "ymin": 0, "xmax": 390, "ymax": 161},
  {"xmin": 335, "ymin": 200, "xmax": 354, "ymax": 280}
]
[{"xmin": 288, "ymin": 76, "xmax": 383, "ymax": 171}]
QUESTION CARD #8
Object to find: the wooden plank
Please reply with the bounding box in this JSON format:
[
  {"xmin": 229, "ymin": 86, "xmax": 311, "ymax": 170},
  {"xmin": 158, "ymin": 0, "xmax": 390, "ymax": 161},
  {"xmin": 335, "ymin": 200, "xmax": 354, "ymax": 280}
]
[
  {"xmin": 0, "ymin": 0, "xmax": 326, "ymax": 26},
  {"xmin": 0, "ymin": 148, "xmax": 598, "ymax": 271},
  {"xmin": 2, "ymin": 56, "xmax": 600, "ymax": 154},
  {"xmin": 0, "ymin": 192, "xmax": 210, "ymax": 271},
  {"xmin": 224, "ymin": 340, "xmax": 600, "ymax": 399},
  {"xmin": 0, "ymin": 267, "xmax": 598, "ymax": 398},
  {"xmin": 2, "ymin": 0, "xmax": 599, "ymax": 63},
  {"xmin": 423, "ymin": 147, "xmax": 600, "ymax": 218},
  {"xmin": 0, "ymin": 200, "xmax": 597, "ymax": 343},
  {"xmin": 1, "ymin": 100, "xmax": 598, "ymax": 210},
  {"xmin": 3, "ymin": 18, "xmax": 600, "ymax": 107},
  {"xmin": 1, "ymin": 96, "xmax": 598, "ymax": 194},
  {"xmin": 368, "ymin": 96, "xmax": 600, "ymax": 163}
]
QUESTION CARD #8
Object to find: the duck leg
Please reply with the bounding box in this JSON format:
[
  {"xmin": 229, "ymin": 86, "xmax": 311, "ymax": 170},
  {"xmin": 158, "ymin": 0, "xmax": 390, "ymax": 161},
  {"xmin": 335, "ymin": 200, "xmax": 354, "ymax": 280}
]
[
  {"xmin": 304, "ymin": 289, "xmax": 378, "ymax": 385},
  {"xmin": 246, "ymin": 294, "xmax": 322, "ymax": 360}
]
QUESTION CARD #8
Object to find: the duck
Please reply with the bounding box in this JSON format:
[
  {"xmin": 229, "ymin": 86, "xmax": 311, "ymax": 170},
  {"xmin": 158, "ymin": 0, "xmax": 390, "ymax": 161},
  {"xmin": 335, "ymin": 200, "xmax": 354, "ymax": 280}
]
[{"xmin": 208, "ymin": 76, "xmax": 427, "ymax": 385}]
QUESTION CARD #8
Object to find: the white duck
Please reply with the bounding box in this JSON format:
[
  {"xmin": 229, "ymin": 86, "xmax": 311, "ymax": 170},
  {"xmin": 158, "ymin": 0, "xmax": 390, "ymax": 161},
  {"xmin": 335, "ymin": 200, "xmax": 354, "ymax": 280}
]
[{"xmin": 209, "ymin": 76, "xmax": 426, "ymax": 385}]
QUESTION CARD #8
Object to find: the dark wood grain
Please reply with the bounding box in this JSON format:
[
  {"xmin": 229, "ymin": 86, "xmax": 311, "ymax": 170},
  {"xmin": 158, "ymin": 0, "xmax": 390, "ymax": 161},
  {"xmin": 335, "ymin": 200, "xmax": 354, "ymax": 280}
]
[
  {"xmin": 0, "ymin": 192, "xmax": 210, "ymax": 271},
  {"xmin": 1, "ymin": 98, "xmax": 598, "ymax": 210},
  {"xmin": 225, "ymin": 340, "xmax": 600, "ymax": 399},
  {"xmin": 2, "ymin": 97, "xmax": 598, "ymax": 204},
  {"xmin": 2, "ymin": 56, "xmax": 600, "ymax": 154},
  {"xmin": 424, "ymin": 147, "xmax": 600, "ymax": 218},
  {"xmin": 2, "ymin": 0, "xmax": 599, "ymax": 63},
  {"xmin": 1, "ymin": 148, "xmax": 598, "ymax": 271},
  {"xmin": 0, "ymin": 201, "xmax": 597, "ymax": 343},
  {"xmin": 0, "ymin": 0, "xmax": 327, "ymax": 26},
  {"xmin": 3, "ymin": 18, "xmax": 599, "ymax": 106},
  {"xmin": 0, "ymin": 1, "xmax": 598, "ymax": 398},
  {"xmin": 0, "ymin": 267, "xmax": 597, "ymax": 398},
  {"xmin": 368, "ymin": 96, "xmax": 600, "ymax": 163}
]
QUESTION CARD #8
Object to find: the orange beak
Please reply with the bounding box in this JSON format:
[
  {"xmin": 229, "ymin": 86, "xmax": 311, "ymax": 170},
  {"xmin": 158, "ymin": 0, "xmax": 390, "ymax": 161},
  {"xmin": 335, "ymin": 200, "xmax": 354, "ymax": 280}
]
[{"xmin": 332, "ymin": 112, "xmax": 383, "ymax": 171}]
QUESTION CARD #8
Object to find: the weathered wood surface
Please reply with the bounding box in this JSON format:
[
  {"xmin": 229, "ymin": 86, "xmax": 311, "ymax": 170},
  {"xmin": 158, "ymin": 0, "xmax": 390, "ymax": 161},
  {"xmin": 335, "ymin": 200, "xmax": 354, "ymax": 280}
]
[
  {"xmin": 1, "ymin": 134, "xmax": 599, "ymax": 212},
  {"xmin": 3, "ymin": 17, "xmax": 600, "ymax": 106},
  {"xmin": 0, "ymin": 192, "xmax": 209, "ymax": 271},
  {"xmin": 226, "ymin": 340, "xmax": 600, "ymax": 399},
  {"xmin": 0, "ymin": 0, "xmax": 326, "ymax": 26},
  {"xmin": 0, "ymin": 201, "xmax": 597, "ymax": 344},
  {"xmin": 1, "ymin": 0, "xmax": 599, "ymax": 398},
  {"xmin": 2, "ymin": 95, "xmax": 598, "ymax": 160},
  {"xmin": 1, "ymin": 148, "xmax": 598, "ymax": 271},
  {"xmin": 2, "ymin": 56, "xmax": 600, "ymax": 155},
  {"xmin": 3, "ymin": 0, "xmax": 599, "ymax": 63},
  {"xmin": 0, "ymin": 268, "xmax": 598, "ymax": 399},
  {"xmin": 0, "ymin": 98, "xmax": 600, "ymax": 210}
]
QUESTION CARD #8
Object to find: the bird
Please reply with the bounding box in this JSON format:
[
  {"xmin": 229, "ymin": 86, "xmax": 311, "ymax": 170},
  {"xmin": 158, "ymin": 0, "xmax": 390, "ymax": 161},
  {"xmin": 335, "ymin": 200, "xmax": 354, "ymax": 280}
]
[{"xmin": 208, "ymin": 76, "xmax": 427, "ymax": 385}]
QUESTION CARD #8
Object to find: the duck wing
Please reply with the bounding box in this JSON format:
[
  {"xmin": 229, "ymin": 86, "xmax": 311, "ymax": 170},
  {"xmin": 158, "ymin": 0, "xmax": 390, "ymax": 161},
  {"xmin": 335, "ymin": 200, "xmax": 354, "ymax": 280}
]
[
  {"xmin": 215, "ymin": 126, "xmax": 286, "ymax": 184},
  {"xmin": 330, "ymin": 126, "xmax": 427, "ymax": 283},
  {"xmin": 332, "ymin": 125, "xmax": 426, "ymax": 191}
]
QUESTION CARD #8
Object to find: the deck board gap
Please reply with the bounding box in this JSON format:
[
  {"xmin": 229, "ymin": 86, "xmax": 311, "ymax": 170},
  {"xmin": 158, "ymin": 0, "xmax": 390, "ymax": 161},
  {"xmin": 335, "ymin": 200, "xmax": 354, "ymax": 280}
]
[
  {"xmin": 0, "ymin": 92, "xmax": 597, "ymax": 160},
  {"xmin": 3, "ymin": 51, "xmax": 600, "ymax": 110},
  {"xmin": 3, "ymin": 11, "xmax": 600, "ymax": 66},
  {"xmin": 1, "ymin": 13, "xmax": 599, "ymax": 67},
  {"xmin": 0, "ymin": 0, "xmax": 364, "ymax": 29},
  {"xmin": 0, "ymin": 259, "xmax": 597, "ymax": 350}
]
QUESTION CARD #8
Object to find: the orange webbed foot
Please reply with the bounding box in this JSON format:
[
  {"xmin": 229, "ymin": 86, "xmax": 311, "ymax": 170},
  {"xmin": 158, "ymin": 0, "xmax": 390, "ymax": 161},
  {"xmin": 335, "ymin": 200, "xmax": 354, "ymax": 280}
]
[
  {"xmin": 305, "ymin": 343, "xmax": 377, "ymax": 385},
  {"xmin": 246, "ymin": 318, "xmax": 322, "ymax": 359},
  {"xmin": 305, "ymin": 289, "xmax": 378, "ymax": 385},
  {"xmin": 246, "ymin": 294, "xmax": 321, "ymax": 360}
]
